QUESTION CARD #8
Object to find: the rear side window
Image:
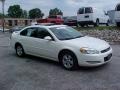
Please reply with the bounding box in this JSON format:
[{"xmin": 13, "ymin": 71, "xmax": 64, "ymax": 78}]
[
  {"xmin": 48, "ymin": 16, "xmax": 57, "ymax": 18},
  {"xmin": 27, "ymin": 28, "xmax": 38, "ymax": 38},
  {"xmin": 20, "ymin": 29, "xmax": 28, "ymax": 36},
  {"xmin": 85, "ymin": 7, "xmax": 93, "ymax": 13},
  {"xmin": 20, "ymin": 28, "xmax": 37, "ymax": 37},
  {"xmin": 116, "ymin": 4, "xmax": 120, "ymax": 11},
  {"xmin": 20, "ymin": 27, "xmax": 53, "ymax": 40},
  {"xmin": 78, "ymin": 8, "xmax": 84, "ymax": 14}
]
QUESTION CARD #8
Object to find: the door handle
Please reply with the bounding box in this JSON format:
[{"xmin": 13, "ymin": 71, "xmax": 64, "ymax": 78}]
[{"xmin": 85, "ymin": 15, "xmax": 89, "ymax": 18}]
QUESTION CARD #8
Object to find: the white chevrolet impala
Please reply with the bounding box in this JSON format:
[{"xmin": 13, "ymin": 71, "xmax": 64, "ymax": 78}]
[{"xmin": 11, "ymin": 25, "xmax": 112, "ymax": 70}]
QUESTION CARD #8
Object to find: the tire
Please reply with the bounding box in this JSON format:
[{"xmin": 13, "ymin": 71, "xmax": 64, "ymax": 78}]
[
  {"xmin": 94, "ymin": 19, "xmax": 99, "ymax": 27},
  {"xmin": 77, "ymin": 23, "xmax": 80, "ymax": 27},
  {"xmin": 106, "ymin": 20, "xmax": 110, "ymax": 26},
  {"xmin": 59, "ymin": 51, "xmax": 78, "ymax": 70},
  {"xmin": 80, "ymin": 24, "xmax": 85, "ymax": 27},
  {"xmin": 117, "ymin": 22, "xmax": 120, "ymax": 27},
  {"xmin": 15, "ymin": 44, "xmax": 25, "ymax": 57}
]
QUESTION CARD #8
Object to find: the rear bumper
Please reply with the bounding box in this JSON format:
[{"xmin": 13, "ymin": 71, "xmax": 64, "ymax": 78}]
[
  {"xmin": 77, "ymin": 21, "xmax": 94, "ymax": 25},
  {"xmin": 64, "ymin": 22, "xmax": 77, "ymax": 26}
]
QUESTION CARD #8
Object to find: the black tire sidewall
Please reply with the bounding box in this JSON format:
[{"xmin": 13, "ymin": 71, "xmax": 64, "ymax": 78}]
[
  {"xmin": 80, "ymin": 24, "xmax": 85, "ymax": 27},
  {"xmin": 16, "ymin": 45, "xmax": 24, "ymax": 57},
  {"xmin": 106, "ymin": 20, "xmax": 110, "ymax": 26},
  {"xmin": 94, "ymin": 19, "xmax": 99, "ymax": 27},
  {"xmin": 96, "ymin": 20, "xmax": 99, "ymax": 26}
]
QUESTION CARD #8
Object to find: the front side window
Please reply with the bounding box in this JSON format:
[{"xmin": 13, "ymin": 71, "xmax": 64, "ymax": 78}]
[
  {"xmin": 78, "ymin": 8, "xmax": 84, "ymax": 14},
  {"xmin": 50, "ymin": 26, "xmax": 84, "ymax": 40},
  {"xmin": 20, "ymin": 27, "xmax": 53, "ymax": 40},
  {"xmin": 37, "ymin": 28, "xmax": 52, "ymax": 39},
  {"xmin": 27, "ymin": 28, "xmax": 37, "ymax": 37},
  {"xmin": 20, "ymin": 28, "xmax": 37, "ymax": 37},
  {"xmin": 116, "ymin": 4, "xmax": 120, "ymax": 11}
]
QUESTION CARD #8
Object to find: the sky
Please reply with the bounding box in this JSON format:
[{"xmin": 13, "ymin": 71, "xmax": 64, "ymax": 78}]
[{"xmin": 0, "ymin": 0, "xmax": 119, "ymax": 17}]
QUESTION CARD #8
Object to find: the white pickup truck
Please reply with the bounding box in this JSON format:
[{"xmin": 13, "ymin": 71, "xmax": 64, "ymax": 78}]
[
  {"xmin": 115, "ymin": 3, "xmax": 120, "ymax": 26},
  {"xmin": 77, "ymin": 7, "xmax": 109, "ymax": 27}
]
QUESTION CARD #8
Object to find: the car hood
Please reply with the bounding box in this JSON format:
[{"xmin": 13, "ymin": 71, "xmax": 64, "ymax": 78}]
[{"xmin": 63, "ymin": 36, "xmax": 110, "ymax": 51}]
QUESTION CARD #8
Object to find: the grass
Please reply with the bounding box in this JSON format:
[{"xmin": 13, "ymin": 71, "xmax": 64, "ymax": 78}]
[{"xmin": 74, "ymin": 26, "xmax": 120, "ymax": 31}]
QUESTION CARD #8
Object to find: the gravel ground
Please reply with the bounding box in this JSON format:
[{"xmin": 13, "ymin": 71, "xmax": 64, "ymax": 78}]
[
  {"xmin": 79, "ymin": 29, "xmax": 120, "ymax": 44},
  {"xmin": 1, "ymin": 27, "xmax": 120, "ymax": 44}
]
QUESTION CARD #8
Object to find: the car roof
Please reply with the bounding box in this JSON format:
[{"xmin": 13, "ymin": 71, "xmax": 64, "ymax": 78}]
[
  {"xmin": 80, "ymin": 7, "xmax": 92, "ymax": 9},
  {"xmin": 28, "ymin": 25, "xmax": 67, "ymax": 29}
]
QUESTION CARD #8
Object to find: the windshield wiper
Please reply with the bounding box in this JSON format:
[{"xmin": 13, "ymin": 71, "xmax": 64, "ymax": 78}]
[
  {"xmin": 60, "ymin": 35, "xmax": 84, "ymax": 40},
  {"xmin": 74, "ymin": 35, "xmax": 84, "ymax": 39},
  {"xmin": 60, "ymin": 37, "xmax": 74, "ymax": 40}
]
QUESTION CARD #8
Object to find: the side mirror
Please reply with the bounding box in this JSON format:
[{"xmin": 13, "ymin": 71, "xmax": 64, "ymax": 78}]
[{"xmin": 44, "ymin": 36, "xmax": 52, "ymax": 41}]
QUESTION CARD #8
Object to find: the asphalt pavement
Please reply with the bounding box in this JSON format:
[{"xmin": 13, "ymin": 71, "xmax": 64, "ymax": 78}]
[{"xmin": 0, "ymin": 32, "xmax": 120, "ymax": 90}]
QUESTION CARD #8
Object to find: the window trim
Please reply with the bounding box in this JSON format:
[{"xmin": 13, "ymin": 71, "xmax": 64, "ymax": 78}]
[
  {"xmin": 85, "ymin": 7, "xmax": 93, "ymax": 14},
  {"xmin": 20, "ymin": 27, "xmax": 55, "ymax": 41},
  {"xmin": 20, "ymin": 28, "xmax": 28, "ymax": 36},
  {"xmin": 37, "ymin": 27, "xmax": 55, "ymax": 41},
  {"xmin": 116, "ymin": 4, "xmax": 120, "ymax": 11},
  {"xmin": 78, "ymin": 8, "xmax": 85, "ymax": 14}
]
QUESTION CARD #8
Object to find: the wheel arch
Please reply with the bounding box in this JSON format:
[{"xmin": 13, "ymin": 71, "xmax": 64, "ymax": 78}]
[
  {"xmin": 15, "ymin": 42, "xmax": 22, "ymax": 49},
  {"xmin": 96, "ymin": 18, "xmax": 99, "ymax": 22},
  {"xmin": 58, "ymin": 49, "xmax": 77, "ymax": 61}
]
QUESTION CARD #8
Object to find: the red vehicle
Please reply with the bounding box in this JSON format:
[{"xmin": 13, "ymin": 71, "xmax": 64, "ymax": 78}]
[{"xmin": 37, "ymin": 15, "xmax": 64, "ymax": 25}]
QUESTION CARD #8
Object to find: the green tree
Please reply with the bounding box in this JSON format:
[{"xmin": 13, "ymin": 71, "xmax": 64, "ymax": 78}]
[
  {"xmin": 29, "ymin": 8, "xmax": 44, "ymax": 19},
  {"xmin": 0, "ymin": 0, "xmax": 5, "ymax": 17},
  {"xmin": 0, "ymin": 13, "xmax": 3, "ymax": 18},
  {"xmin": 49, "ymin": 8, "xmax": 63, "ymax": 16},
  {"xmin": 0, "ymin": 13, "xmax": 9, "ymax": 18},
  {"xmin": 21, "ymin": 10, "xmax": 28, "ymax": 18},
  {"xmin": 0, "ymin": 0, "xmax": 5, "ymax": 32},
  {"xmin": 8, "ymin": 5, "xmax": 23, "ymax": 18}
]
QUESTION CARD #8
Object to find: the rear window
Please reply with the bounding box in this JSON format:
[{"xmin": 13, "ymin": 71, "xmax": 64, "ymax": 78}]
[
  {"xmin": 78, "ymin": 8, "xmax": 84, "ymax": 14},
  {"xmin": 48, "ymin": 16, "xmax": 57, "ymax": 18},
  {"xmin": 85, "ymin": 7, "xmax": 93, "ymax": 13},
  {"xmin": 116, "ymin": 4, "xmax": 120, "ymax": 11}
]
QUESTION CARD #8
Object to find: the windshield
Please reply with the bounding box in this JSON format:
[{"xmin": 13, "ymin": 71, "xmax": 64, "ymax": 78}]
[{"xmin": 50, "ymin": 26, "xmax": 84, "ymax": 40}]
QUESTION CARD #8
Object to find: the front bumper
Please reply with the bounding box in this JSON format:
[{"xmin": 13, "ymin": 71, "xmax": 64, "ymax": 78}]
[{"xmin": 77, "ymin": 48, "xmax": 112, "ymax": 67}]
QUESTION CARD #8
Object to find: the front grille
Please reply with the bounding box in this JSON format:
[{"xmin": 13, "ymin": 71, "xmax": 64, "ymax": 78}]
[
  {"xmin": 104, "ymin": 53, "xmax": 112, "ymax": 62},
  {"xmin": 101, "ymin": 47, "xmax": 110, "ymax": 53}
]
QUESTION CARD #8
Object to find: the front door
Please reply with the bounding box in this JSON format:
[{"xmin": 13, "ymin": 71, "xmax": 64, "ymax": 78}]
[{"xmin": 34, "ymin": 28, "xmax": 59, "ymax": 60}]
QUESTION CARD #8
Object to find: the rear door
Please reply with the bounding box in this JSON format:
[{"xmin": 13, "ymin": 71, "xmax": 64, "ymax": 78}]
[
  {"xmin": 77, "ymin": 8, "xmax": 85, "ymax": 22},
  {"xmin": 77, "ymin": 7, "xmax": 93, "ymax": 22},
  {"xmin": 84, "ymin": 7, "xmax": 93, "ymax": 21},
  {"xmin": 19, "ymin": 27, "xmax": 39, "ymax": 55},
  {"xmin": 115, "ymin": 4, "xmax": 120, "ymax": 20}
]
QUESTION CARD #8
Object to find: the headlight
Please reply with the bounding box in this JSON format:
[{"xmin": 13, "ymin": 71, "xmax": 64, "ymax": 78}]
[{"xmin": 80, "ymin": 47, "xmax": 100, "ymax": 54}]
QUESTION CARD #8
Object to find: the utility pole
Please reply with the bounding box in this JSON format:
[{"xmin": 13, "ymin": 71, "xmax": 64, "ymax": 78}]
[{"xmin": 0, "ymin": 0, "xmax": 5, "ymax": 32}]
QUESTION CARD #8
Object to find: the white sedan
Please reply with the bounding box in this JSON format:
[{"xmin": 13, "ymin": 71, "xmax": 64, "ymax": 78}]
[{"xmin": 11, "ymin": 25, "xmax": 112, "ymax": 70}]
